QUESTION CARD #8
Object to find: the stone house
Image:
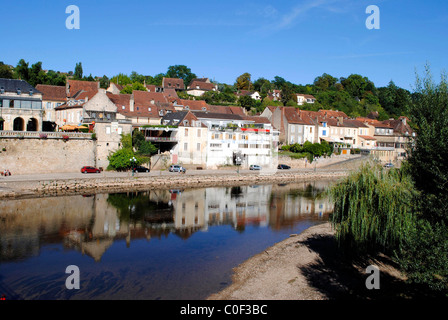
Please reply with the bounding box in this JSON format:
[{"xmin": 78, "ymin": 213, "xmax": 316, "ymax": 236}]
[
  {"xmin": 35, "ymin": 84, "xmax": 66, "ymax": 131},
  {"xmin": 0, "ymin": 78, "xmax": 43, "ymax": 131}
]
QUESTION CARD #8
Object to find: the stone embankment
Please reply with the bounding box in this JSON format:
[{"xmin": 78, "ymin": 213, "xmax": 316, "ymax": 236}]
[{"xmin": 0, "ymin": 170, "xmax": 349, "ymax": 199}]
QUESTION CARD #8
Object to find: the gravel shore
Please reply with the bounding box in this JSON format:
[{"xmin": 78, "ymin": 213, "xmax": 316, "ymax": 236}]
[{"xmin": 207, "ymin": 222, "xmax": 413, "ymax": 300}]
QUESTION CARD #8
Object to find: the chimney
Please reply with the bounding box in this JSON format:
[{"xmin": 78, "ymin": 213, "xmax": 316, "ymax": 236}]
[
  {"xmin": 337, "ymin": 116, "xmax": 343, "ymax": 126},
  {"xmin": 401, "ymin": 117, "xmax": 406, "ymax": 126},
  {"xmin": 130, "ymin": 95, "xmax": 134, "ymax": 112}
]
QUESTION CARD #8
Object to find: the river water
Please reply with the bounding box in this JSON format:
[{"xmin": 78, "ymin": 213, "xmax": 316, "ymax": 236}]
[{"xmin": 0, "ymin": 180, "xmax": 335, "ymax": 300}]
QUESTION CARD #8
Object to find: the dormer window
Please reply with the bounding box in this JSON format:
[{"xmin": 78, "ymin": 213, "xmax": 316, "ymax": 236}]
[
  {"xmin": 159, "ymin": 110, "xmax": 164, "ymax": 116},
  {"xmin": 183, "ymin": 120, "xmax": 189, "ymax": 126},
  {"xmin": 202, "ymin": 107, "xmax": 207, "ymax": 111},
  {"xmin": 17, "ymin": 89, "xmax": 21, "ymax": 95},
  {"xmin": 29, "ymin": 89, "xmax": 33, "ymax": 95},
  {"xmin": 0, "ymin": 87, "xmax": 4, "ymax": 94},
  {"xmin": 148, "ymin": 107, "xmax": 151, "ymax": 111}
]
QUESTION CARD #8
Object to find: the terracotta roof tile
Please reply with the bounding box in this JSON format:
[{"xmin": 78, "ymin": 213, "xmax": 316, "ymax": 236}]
[{"xmin": 35, "ymin": 84, "xmax": 66, "ymax": 101}]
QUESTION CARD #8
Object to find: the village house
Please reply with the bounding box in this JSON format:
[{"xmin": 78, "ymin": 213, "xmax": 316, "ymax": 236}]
[
  {"xmin": 237, "ymin": 90, "xmax": 262, "ymax": 101},
  {"xmin": 0, "ymin": 78, "xmax": 43, "ymax": 132},
  {"xmin": 296, "ymin": 94, "xmax": 316, "ymax": 105},
  {"xmin": 162, "ymin": 77, "xmax": 185, "ymax": 91},
  {"xmin": 186, "ymin": 78, "xmax": 218, "ymax": 97},
  {"xmin": 190, "ymin": 111, "xmax": 277, "ymax": 169},
  {"xmin": 35, "ymin": 84, "xmax": 66, "ymax": 131}
]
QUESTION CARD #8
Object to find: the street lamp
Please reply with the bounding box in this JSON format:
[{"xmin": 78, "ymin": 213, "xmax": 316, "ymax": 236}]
[{"xmin": 130, "ymin": 156, "xmax": 137, "ymax": 176}]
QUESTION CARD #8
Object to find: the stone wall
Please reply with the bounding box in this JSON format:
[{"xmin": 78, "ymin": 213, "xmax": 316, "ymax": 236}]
[{"xmin": 0, "ymin": 137, "xmax": 96, "ymax": 175}]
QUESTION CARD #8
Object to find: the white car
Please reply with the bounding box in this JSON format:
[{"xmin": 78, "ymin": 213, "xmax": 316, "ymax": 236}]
[
  {"xmin": 169, "ymin": 165, "xmax": 186, "ymax": 173},
  {"xmin": 249, "ymin": 165, "xmax": 262, "ymax": 170}
]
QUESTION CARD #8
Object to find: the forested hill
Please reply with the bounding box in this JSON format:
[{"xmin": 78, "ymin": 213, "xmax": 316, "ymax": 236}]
[{"xmin": 1, "ymin": 59, "xmax": 413, "ymax": 120}]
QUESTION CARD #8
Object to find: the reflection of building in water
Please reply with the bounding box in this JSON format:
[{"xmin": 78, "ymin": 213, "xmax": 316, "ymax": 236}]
[
  {"xmin": 0, "ymin": 182, "xmax": 334, "ymax": 263},
  {"xmin": 201, "ymin": 185, "xmax": 272, "ymax": 230},
  {"xmin": 269, "ymin": 181, "xmax": 334, "ymax": 230}
]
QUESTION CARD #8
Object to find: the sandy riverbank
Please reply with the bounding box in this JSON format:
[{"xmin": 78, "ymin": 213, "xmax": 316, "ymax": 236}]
[{"xmin": 207, "ymin": 222, "xmax": 419, "ymax": 300}]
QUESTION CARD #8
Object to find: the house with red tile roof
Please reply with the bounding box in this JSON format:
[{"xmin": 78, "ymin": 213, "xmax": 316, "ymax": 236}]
[
  {"xmin": 296, "ymin": 94, "xmax": 316, "ymax": 105},
  {"xmin": 162, "ymin": 77, "xmax": 185, "ymax": 91},
  {"xmin": 36, "ymin": 84, "xmax": 67, "ymax": 129},
  {"xmin": 186, "ymin": 78, "xmax": 218, "ymax": 97}
]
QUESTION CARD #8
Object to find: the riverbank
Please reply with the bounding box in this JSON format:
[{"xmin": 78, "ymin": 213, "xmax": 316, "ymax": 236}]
[
  {"xmin": 0, "ymin": 168, "xmax": 349, "ymax": 199},
  {"xmin": 207, "ymin": 222, "xmax": 423, "ymax": 300}
]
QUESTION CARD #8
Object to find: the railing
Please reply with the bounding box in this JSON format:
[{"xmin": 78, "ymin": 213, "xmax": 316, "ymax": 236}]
[
  {"xmin": 146, "ymin": 136, "xmax": 178, "ymax": 142},
  {"xmin": 0, "ymin": 130, "xmax": 93, "ymax": 139}
]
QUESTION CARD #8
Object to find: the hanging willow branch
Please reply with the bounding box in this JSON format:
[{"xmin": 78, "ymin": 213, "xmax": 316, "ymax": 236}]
[{"xmin": 329, "ymin": 162, "xmax": 418, "ymax": 255}]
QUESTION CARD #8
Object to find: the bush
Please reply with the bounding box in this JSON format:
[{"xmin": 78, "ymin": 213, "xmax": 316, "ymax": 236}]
[{"xmin": 107, "ymin": 148, "xmax": 142, "ymax": 171}]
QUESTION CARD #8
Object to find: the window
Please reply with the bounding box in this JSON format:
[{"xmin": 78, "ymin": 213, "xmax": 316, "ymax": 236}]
[
  {"xmin": 291, "ymin": 125, "xmax": 295, "ymax": 133},
  {"xmin": 118, "ymin": 127, "xmax": 122, "ymax": 134},
  {"xmin": 197, "ymin": 129, "xmax": 201, "ymax": 137},
  {"xmin": 322, "ymin": 130, "xmax": 327, "ymax": 136},
  {"xmin": 184, "ymin": 142, "xmax": 188, "ymax": 151},
  {"xmin": 197, "ymin": 143, "xmax": 201, "ymax": 151},
  {"xmin": 185, "ymin": 128, "xmax": 188, "ymax": 136},
  {"xmin": 106, "ymin": 126, "xmax": 111, "ymax": 134}
]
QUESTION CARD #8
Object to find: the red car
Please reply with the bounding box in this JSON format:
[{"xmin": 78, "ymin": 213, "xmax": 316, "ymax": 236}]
[{"xmin": 81, "ymin": 166, "xmax": 101, "ymax": 173}]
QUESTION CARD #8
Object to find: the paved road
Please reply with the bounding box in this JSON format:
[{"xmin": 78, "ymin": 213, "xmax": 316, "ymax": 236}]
[{"xmin": 0, "ymin": 167, "xmax": 345, "ymax": 183}]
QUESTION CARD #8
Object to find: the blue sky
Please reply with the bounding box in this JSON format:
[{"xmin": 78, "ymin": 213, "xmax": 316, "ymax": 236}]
[{"xmin": 2, "ymin": 0, "xmax": 447, "ymax": 90}]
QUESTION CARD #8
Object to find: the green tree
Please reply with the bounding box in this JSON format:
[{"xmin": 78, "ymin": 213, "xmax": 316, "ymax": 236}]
[
  {"xmin": 340, "ymin": 74, "xmax": 376, "ymax": 98},
  {"xmin": 313, "ymin": 73, "xmax": 338, "ymax": 92},
  {"xmin": 74, "ymin": 62, "xmax": 83, "ymax": 80},
  {"xmin": 15, "ymin": 59, "xmax": 29, "ymax": 81},
  {"xmin": 110, "ymin": 73, "xmax": 132, "ymax": 86},
  {"xmin": 235, "ymin": 72, "xmax": 252, "ymax": 91},
  {"xmin": 166, "ymin": 65, "xmax": 196, "ymax": 87},
  {"xmin": 238, "ymin": 95, "xmax": 255, "ymax": 111},
  {"xmin": 0, "ymin": 62, "xmax": 14, "ymax": 79},
  {"xmin": 132, "ymin": 130, "xmax": 157, "ymax": 156},
  {"xmin": 99, "ymin": 75, "xmax": 110, "ymax": 89},
  {"xmin": 120, "ymin": 82, "xmax": 147, "ymax": 94}
]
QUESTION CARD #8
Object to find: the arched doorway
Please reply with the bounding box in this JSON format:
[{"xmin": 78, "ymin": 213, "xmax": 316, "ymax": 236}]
[
  {"xmin": 13, "ymin": 117, "xmax": 24, "ymax": 131},
  {"xmin": 27, "ymin": 118, "xmax": 38, "ymax": 131}
]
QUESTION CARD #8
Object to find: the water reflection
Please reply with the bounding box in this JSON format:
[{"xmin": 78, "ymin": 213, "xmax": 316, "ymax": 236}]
[{"xmin": 0, "ymin": 180, "xmax": 334, "ymax": 299}]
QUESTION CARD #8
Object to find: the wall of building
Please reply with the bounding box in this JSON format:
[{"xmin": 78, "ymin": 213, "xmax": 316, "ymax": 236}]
[{"xmin": 0, "ymin": 137, "xmax": 96, "ymax": 175}]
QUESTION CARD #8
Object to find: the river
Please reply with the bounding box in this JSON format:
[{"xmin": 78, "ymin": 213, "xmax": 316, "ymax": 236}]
[{"xmin": 0, "ymin": 180, "xmax": 335, "ymax": 300}]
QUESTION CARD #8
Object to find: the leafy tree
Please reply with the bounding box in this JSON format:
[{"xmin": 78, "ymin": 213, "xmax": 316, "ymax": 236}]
[
  {"xmin": 120, "ymin": 82, "xmax": 147, "ymax": 94},
  {"xmin": 74, "ymin": 62, "xmax": 83, "ymax": 80},
  {"xmin": 238, "ymin": 95, "xmax": 255, "ymax": 111},
  {"xmin": 272, "ymin": 76, "xmax": 286, "ymax": 89},
  {"xmin": 235, "ymin": 72, "xmax": 252, "ymax": 91},
  {"xmin": 99, "ymin": 75, "xmax": 110, "ymax": 89},
  {"xmin": 314, "ymin": 73, "xmax": 338, "ymax": 92},
  {"xmin": 340, "ymin": 74, "xmax": 376, "ymax": 99},
  {"xmin": 107, "ymin": 148, "xmax": 141, "ymax": 171},
  {"xmin": 110, "ymin": 73, "xmax": 132, "ymax": 86},
  {"xmin": 0, "ymin": 62, "xmax": 14, "ymax": 78},
  {"xmin": 253, "ymin": 77, "xmax": 272, "ymax": 95},
  {"xmin": 15, "ymin": 59, "xmax": 29, "ymax": 81},
  {"xmin": 166, "ymin": 65, "xmax": 196, "ymax": 87},
  {"xmin": 330, "ymin": 163, "xmax": 417, "ymax": 254},
  {"xmin": 132, "ymin": 130, "xmax": 157, "ymax": 156},
  {"xmin": 130, "ymin": 71, "xmax": 146, "ymax": 84}
]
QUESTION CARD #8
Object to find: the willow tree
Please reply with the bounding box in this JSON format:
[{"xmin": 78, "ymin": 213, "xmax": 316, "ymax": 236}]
[{"xmin": 329, "ymin": 163, "xmax": 417, "ymax": 255}]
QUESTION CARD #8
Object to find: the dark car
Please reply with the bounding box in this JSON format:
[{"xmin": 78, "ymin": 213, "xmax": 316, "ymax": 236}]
[
  {"xmin": 134, "ymin": 166, "xmax": 150, "ymax": 172},
  {"xmin": 277, "ymin": 164, "xmax": 291, "ymax": 170},
  {"xmin": 81, "ymin": 166, "xmax": 101, "ymax": 173}
]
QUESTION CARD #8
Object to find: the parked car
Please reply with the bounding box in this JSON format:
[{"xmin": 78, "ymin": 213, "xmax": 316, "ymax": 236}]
[
  {"xmin": 81, "ymin": 166, "xmax": 101, "ymax": 173},
  {"xmin": 384, "ymin": 162, "xmax": 394, "ymax": 168},
  {"xmin": 134, "ymin": 165, "xmax": 150, "ymax": 172},
  {"xmin": 249, "ymin": 165, "xmax": 262, "ymax": 170},
  {"xmin": 277, "ymin": 164, "xmax": 291, "ymax": 170},
  {"xmin": 169, "ymin": 165, "xmax": 186, "ymax": 173}
]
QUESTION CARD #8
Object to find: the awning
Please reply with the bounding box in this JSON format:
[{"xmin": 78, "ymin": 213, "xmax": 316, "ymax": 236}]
[
  {"xmin": 60, "ymin": 125, "xmax": 77, "ymax": 131},
  {"xmin": 320, "ymin": 136, "xmax": 335, "ymax": 142}
]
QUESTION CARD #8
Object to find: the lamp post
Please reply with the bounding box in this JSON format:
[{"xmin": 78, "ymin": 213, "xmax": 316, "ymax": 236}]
[{"xmin": 130, "ymin": 156, "xmax": 136, "ymax": 176}]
